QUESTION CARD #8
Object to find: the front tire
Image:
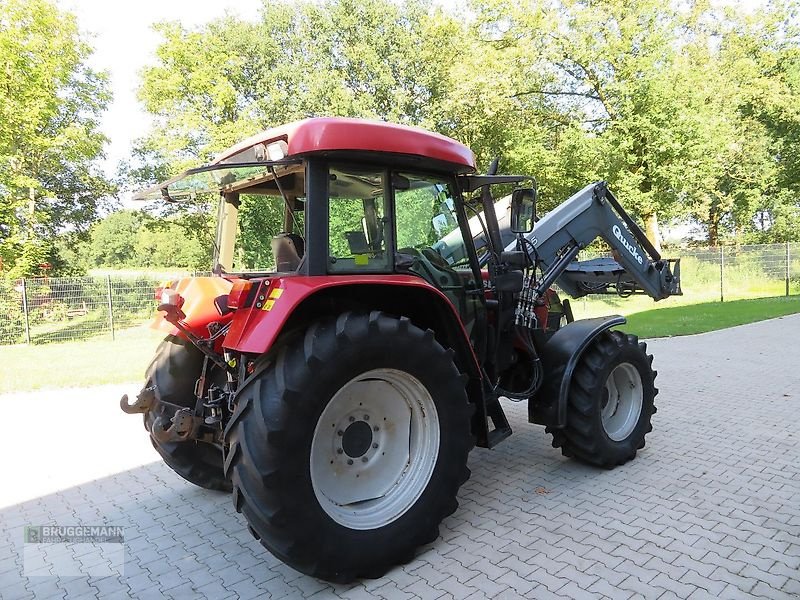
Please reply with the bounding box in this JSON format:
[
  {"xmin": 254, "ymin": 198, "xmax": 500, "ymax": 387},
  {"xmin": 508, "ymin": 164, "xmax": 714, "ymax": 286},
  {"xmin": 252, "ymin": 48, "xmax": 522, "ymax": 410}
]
[
  {"xmin": 549, "ymin": 330, "xmax": 657, "ymax": 468},
  {"xmin": 224, "ymin": 312, "xmax": 473, "ymax": 582}
]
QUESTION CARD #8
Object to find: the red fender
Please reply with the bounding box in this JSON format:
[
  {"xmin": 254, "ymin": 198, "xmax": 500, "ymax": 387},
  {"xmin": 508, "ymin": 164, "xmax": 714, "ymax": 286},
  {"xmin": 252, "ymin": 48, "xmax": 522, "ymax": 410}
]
[{"xmin": 222, "ymin": 274, "xmax": 480, "ymax": 370}]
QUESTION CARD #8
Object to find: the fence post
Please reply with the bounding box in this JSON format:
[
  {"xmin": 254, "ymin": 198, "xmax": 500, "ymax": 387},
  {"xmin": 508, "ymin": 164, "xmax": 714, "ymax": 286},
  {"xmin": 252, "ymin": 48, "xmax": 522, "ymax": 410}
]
[
  {"xmin": 21, "ymin": 278, "xmax": 31, "ymax": 344},
  {"xmin": 787, "ymin": 241, "xmax": 791, "ymax": 297},
  {"xmin": 106, "ymin": 275, "xmax": 115, "ymax": 341},
  {"xmin": 719, "ymin": 246, "xmax": 724, "ymax": 303}
]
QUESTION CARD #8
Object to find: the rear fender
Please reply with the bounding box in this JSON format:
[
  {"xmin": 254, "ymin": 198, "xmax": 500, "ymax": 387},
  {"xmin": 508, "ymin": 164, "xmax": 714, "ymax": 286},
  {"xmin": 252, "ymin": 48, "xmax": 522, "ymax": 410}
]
[
  {"xmin": 530, "ymin": 315, "xmax": 626, "ymax": 429},
  {"xmin": 223, "ymin": 275, "xmax": 480, "ymax": 375}
]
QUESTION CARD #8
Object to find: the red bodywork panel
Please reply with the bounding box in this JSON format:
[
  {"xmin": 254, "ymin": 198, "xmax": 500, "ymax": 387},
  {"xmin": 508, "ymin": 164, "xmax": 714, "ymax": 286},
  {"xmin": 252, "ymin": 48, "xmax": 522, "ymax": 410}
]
[
  {"xmin": 222, "ymin": 274, "xmax": 479, "ymax": 369},
  {"xmin": 214, "ymin": 117, "xmax": 477, "ymax": 173}
]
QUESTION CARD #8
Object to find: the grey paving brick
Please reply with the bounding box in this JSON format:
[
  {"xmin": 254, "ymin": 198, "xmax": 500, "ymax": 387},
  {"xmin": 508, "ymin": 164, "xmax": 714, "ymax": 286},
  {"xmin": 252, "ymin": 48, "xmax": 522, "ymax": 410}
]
[
  {"xmin": 25, "ymin": 578, "xmax": 67, "ymax": 599},
  {"xmin": 751, "ymin": 581, "xmax": 797, "ymax": 600},
  {"xmin": 782, "ymin": 577, "xmax": 800, "ymax": 596},
  {"xmin": 0, "ymin": 581, "xmax": 33, "ymax": 600},
  {"xmin": 526, "ymin": 567, "xmax": 570, "ymax": 594},
  {"xmin": 374, "ymin": 580, "xmax": 420, "ymax": 600},
  {"xmin": 707, "ymin": 566, "xmax": 758, "ymax": 594},
  {"xmin": 409, "ymin": 560, "xmax": 451, "ymax": 587},
  {"xmin": 433, "ymin": 575, "xmax": 477, "ymax": 598},
  {"xmin": 403, "ymin": 578, "xmax": 446, "ymax": 599},
  {"xmin": 586, "ymin": 579, "xmax": 633, "ymax": 600},
  {"xmin": 464, "ymin": 572, "xmax": 510, "ymax": 597},
  {"xmin": 584, "ymin": 562, "xmax": 627, "ymax": 587},
  {"xmin": 496, "ymin": 570, "xmax": 536, "ymax": 596},
  {"xmin": 617, "ymin": 575, "xmax": 667, "ymax": 598}
]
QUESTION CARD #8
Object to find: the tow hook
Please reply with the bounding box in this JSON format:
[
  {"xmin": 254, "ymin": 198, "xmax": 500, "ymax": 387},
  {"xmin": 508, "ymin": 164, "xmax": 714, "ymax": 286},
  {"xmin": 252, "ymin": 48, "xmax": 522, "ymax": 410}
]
[
  {"xmin": 151, "ymin": 408, "xmax": 202, "ymax": 443},
  {"xmin": 120, "ymin": 386, "xmax": 156, "ymax": 414}
]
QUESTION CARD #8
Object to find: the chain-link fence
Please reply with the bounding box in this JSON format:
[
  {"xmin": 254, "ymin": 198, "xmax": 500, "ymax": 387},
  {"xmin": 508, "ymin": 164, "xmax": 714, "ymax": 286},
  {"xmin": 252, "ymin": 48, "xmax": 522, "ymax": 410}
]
[
  {"xmin": 680, "ymin": 243, "xmax": 800, "ymax": 301},
  {"xmin": 0, "ymin": 275, "xmax": 179, "ymax": 346},
  {"xmin": 1, "ymin": 243, "xmax": 799, "ymax": 346}
]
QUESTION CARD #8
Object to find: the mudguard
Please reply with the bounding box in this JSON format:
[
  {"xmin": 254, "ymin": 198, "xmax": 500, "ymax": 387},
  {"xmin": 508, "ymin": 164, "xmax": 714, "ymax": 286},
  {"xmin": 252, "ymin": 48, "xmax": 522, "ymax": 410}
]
[
  {"xmin": 530, "ymin": 315, "xmax": 626, "ymax": 429},
  {"xmin": 222, "ymin": 274, "xmax": 480, "ymax": 372}
]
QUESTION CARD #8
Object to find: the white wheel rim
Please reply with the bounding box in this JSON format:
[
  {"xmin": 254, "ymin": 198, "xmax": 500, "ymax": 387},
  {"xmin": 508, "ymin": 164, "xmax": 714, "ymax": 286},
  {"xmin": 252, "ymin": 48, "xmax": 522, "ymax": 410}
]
[
  {"xmin": 601, "ymin": 363, "xmax": 643, "ymax": 442},
  {"xmin": 309, "ymin": 368, "xmax": 440, "ymax": 530}
]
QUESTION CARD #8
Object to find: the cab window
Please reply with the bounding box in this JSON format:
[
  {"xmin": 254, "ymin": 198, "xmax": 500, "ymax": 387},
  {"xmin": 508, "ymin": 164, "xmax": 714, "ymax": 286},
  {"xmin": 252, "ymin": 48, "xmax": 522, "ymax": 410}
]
[{"xmin": 327, "ymin": 166, "xmax": 391, "ymax": 273}]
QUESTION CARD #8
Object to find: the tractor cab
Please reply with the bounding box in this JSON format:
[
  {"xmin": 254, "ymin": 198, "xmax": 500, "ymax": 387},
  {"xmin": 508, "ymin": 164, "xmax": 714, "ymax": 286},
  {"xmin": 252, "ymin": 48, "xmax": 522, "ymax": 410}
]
[
  {"xmin": 134, "ymin": 118, "xmax": 531, "ymax": 361},
  {"xmin": 133, "ymin": 117, "xmax": 488, "ymax": 280}
]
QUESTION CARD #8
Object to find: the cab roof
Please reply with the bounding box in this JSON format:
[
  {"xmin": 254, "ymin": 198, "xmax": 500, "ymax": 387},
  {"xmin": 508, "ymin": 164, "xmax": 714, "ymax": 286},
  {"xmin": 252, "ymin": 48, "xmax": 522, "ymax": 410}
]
[{"xmin": 214, "ymin": 117, "xmax": 477, "ymax": 172}]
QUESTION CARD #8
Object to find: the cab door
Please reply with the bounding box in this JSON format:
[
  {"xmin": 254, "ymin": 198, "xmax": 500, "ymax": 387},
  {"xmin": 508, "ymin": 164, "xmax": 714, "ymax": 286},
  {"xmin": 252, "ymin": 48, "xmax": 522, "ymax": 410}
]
[{"xmin": 392, "ymin": 171, "xmax": 486, "ymax": 354}]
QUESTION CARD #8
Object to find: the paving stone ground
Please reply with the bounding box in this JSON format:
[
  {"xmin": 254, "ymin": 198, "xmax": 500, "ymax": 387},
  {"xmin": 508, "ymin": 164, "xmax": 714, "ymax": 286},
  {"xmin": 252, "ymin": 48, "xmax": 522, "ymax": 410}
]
[{"xmin": 1, "ymin": 314, "xmax": 799, "ymax": 599}]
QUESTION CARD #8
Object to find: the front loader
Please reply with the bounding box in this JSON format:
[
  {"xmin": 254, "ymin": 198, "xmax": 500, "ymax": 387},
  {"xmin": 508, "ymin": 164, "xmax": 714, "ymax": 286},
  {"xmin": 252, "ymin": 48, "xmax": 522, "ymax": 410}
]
[{"xmin": 120, "ymin": 117, "xmax": 680, "ymax": 582}]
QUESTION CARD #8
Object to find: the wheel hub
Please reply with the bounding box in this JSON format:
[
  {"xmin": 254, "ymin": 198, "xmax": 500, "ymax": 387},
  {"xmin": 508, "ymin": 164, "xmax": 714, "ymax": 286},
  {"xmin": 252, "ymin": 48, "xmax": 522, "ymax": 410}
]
[
  {"xmin": 341, "ymin": 420, "xmax": 373, "ymax": 458},
  {"xmin": 601, "ymin": 362, "xmax": 644, "ymax": 442}
]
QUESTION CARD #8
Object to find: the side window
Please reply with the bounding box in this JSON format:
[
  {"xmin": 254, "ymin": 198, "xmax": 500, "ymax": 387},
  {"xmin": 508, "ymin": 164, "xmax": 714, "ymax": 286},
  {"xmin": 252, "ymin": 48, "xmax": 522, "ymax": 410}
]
[
  {"xmin": 328, "ymin": 166, "xmax": 391, "ymax": 273},
  {"xmin": 395, "ymin": 173, "xmax": 471, "ymax": 269},
  {"xmin": 394, "ymin": 172, "xmax": 480, "ymax": 336}
]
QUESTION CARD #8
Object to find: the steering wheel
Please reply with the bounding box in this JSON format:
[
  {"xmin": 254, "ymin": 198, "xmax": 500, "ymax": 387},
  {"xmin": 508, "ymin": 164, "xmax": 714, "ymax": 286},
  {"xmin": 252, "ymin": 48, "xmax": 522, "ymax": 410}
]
[{"xmin": 398, "ymin": 246, "xmax": 462, "ymax": 290}]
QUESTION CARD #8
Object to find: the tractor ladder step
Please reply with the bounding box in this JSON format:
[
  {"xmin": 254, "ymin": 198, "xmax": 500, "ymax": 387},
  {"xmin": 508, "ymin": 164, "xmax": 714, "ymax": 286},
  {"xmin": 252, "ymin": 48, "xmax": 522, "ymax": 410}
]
[{"xmin": 484, "ymin": 394, "xmax": 512, "ymax": 448}]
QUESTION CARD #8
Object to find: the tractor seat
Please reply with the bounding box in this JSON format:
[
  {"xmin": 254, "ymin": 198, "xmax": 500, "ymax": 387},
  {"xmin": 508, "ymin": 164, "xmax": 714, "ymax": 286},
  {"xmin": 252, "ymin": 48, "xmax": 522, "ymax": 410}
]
[{"xmin": 271, "ymin": 233, "xmax": 305, "ymax": 272}]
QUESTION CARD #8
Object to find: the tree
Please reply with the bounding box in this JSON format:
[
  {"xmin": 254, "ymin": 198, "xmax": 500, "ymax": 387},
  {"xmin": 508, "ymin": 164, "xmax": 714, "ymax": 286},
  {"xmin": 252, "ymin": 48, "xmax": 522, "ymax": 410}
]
[
  {"xmin": 83, "ymin": 209, "xmax": 213, "ymax": 270},
  {"xmin": 86, "ymin": 210, "xmax": 148, "ymax": 267},
  {"xmin": 717, "ymin": 1, "xmax": 800, "ymax": 242},
  {"xmin": 473, "ymin": 1, "xmax": 742, "ymax": 242},
  {"xmin": 0, "ymin": 0, "xmax": 114, "ymax": 278},
  {"xmin": 130, "ymin": 0, "xmax": 800, "ymax": 248}
]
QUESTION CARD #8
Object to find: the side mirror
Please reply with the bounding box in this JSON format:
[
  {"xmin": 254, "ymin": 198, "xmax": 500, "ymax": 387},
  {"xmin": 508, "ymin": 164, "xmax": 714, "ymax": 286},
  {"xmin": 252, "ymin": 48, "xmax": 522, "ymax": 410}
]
[{"xmin": 510, "ymin": 188, "xmax": 536, "ymax": 234}]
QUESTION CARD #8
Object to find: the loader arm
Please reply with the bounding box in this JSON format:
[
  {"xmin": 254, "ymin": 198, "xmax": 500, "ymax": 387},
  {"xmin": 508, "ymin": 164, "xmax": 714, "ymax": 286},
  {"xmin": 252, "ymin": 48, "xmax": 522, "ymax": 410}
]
[{"xmin": 512, "ymin": 181, "xmax": 681, "ymax": 301}]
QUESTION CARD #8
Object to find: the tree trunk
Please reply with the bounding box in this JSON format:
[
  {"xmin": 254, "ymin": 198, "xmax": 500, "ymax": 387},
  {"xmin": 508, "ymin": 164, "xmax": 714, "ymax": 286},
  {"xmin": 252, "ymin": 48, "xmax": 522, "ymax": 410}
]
[
  {"xmin": 708, "ymin": 216, "xmax": 719, "ymax": 247},
  {"xmin": 644, "ymin": 213, "xmax": 662, "ymax": 254}
]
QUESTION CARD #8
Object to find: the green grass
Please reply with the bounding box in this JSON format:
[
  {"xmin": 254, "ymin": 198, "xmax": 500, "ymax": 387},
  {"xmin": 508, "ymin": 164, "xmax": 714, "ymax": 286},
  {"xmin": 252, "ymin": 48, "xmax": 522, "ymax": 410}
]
[
  {"xmin": 1, "ymin": 296, "xmax": 798, "ymax": 394},
  {"xmin": 621, "ymin": 296, "xmax": 800, "ymax": 338},
  {"xmin": 0, "ymin": 325, "xmax": 164, "ymax": 394}
]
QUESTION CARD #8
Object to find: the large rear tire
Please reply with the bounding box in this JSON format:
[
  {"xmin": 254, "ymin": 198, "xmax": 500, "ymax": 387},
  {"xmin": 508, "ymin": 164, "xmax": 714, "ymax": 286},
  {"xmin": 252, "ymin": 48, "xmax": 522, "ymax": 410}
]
[
  {"xmin": 142, "ymin": 336, "xmax": 231, "ymax": 492},
  {"xmin": 224, "ymin": 312, "xmax": 473, "ymax": 582},
  {"xmin": 549, "ymin": 330, "xmax": 657, "ymax": 468}
]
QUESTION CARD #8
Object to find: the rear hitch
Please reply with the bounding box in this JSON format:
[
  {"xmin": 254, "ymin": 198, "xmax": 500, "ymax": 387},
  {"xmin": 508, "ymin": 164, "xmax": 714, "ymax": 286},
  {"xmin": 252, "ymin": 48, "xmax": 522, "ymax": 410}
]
[
  {"xmin": 150, "ymin": 408, "xmax": 203, "ymax": 443},
  {"xmin": 120, "ymin": 386, "xmax": 156, "ymax": 414}
]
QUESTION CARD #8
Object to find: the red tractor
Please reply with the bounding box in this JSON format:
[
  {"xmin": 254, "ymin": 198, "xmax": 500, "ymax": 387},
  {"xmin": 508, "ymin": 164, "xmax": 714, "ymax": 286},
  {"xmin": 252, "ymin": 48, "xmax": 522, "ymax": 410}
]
[{"xmin": 121, "ymin": 117, "xmax": 680, "ymax": 582}]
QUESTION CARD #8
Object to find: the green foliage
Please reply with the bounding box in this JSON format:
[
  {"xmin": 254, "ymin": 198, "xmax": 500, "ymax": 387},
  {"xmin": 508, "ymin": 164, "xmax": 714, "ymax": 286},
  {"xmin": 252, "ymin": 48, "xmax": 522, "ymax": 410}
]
[
  {"xmin": 132, "ymin": 0, "xmax": 456, "ymax": 175},
  {"xmin": 0, "ymin": 0, "xmax": 115, "ymax": 277},
  {"xmin": 234, "ymin": 195, "xmax": 287, "ymax": 271},
  {"xmin": 84, "ymin": 209, "xmax": 212, "ymax": 271},
  {"xmin": 126, "ymin": 0, "xmax": 800, "ymax": 249}
]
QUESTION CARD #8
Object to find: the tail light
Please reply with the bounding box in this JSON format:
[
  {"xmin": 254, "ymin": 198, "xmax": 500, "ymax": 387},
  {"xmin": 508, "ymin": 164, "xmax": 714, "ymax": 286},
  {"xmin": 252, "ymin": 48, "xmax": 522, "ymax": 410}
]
[
  {"xmin": 160, "ymin": 288, "xmax": 185, "ymax": 309},
  {"xmin": 228, "ymin": 280, "xmax": 254, "ymax": 310},
  {"xmin": 154, "ymin": 280, "xmax": 173, "ymax": 301}
]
